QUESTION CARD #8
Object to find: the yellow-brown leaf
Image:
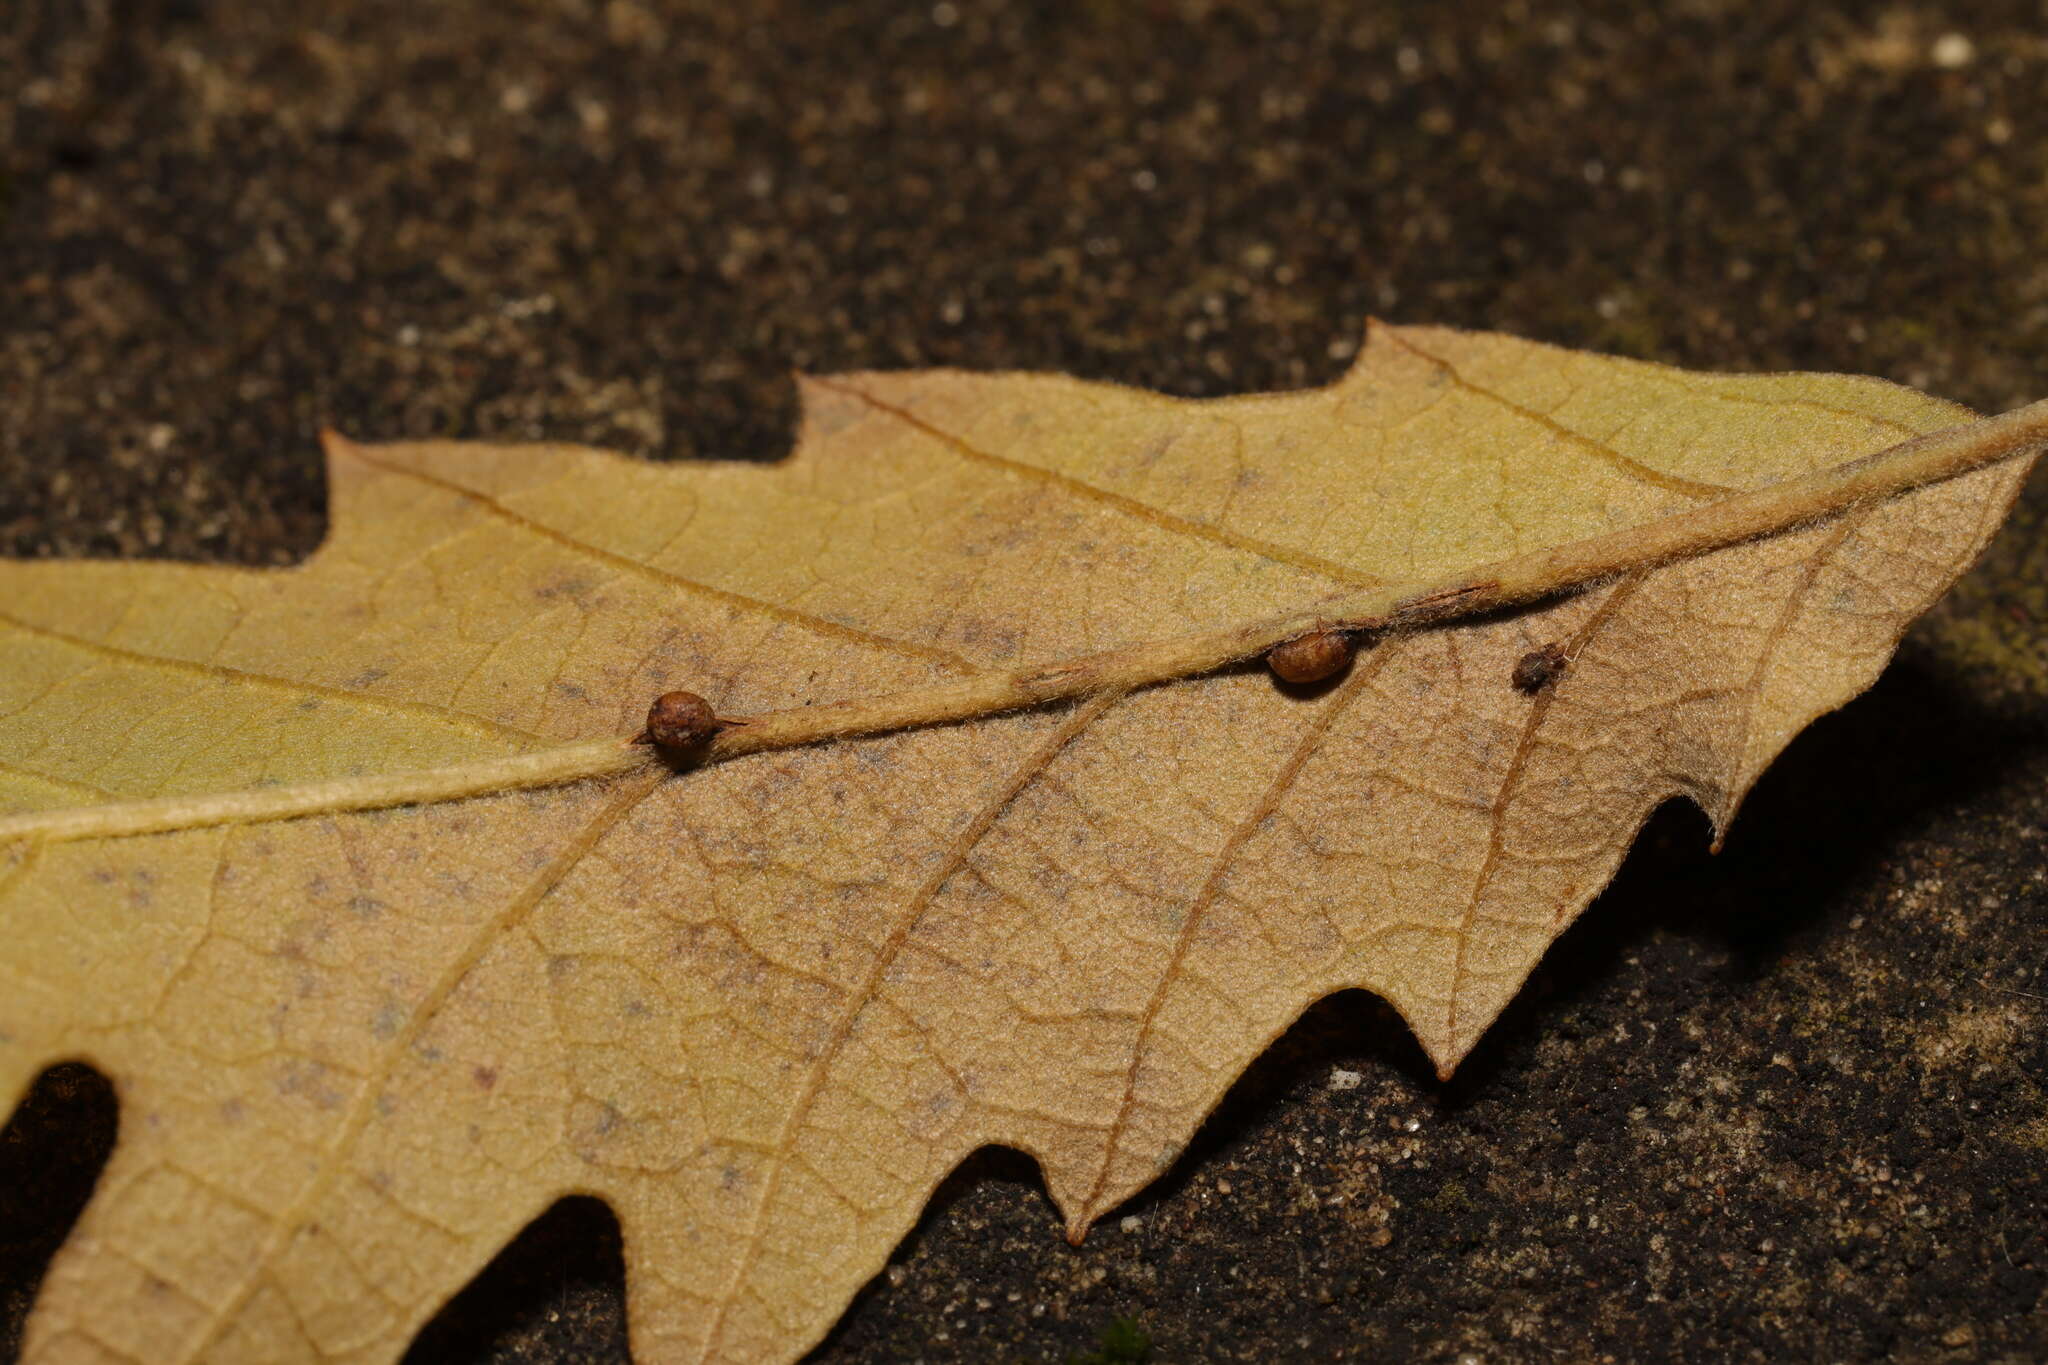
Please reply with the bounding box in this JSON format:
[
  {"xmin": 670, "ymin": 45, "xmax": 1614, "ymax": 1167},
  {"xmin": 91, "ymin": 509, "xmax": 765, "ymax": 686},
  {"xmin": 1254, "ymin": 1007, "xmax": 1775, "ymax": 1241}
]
[{"xmin": 1, "ymin": 325, "xmax": 2041, "ymax": 1363}]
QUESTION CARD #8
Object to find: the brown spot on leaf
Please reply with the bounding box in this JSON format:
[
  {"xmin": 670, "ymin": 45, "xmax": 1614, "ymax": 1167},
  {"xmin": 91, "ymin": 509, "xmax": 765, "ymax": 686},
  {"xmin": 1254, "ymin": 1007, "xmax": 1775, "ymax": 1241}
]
[
  {"xmin": 1268, "ymin": 628, "xmax": 1355, "ymax": 684},
  {"xmin": 644, "ymin": 689, "xmax": 720, "ymax": 749},
  {"xmin": 1512, "ymin": 643, "xmax": 1570, "ymax": 693}
]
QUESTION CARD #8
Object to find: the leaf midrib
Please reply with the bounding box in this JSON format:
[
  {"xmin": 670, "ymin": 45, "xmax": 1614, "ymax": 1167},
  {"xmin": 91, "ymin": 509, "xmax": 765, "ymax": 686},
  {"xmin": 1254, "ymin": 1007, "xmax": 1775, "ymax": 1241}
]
[{"xmin": 1, "ymin": 391, "xmax": 2038, "ymax": 852}]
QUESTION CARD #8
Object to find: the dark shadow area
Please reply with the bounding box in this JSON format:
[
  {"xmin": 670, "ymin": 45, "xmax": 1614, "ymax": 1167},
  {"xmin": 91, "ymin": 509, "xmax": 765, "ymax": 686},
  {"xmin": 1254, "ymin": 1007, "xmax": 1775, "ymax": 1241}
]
[
  {"xmin": 404, "ymin": 1196, "xmax": 630, "ymax": 1364},
  {"xmin": 811, "ymin": 1144, "xmax": 1050, "ymax": 1360},
  {"xmin": 0, "ymin": 1063, "xmax": 117, "ymax": 1363},
  {"xmin": 1117, "ymin": 989, "xmax": 1436, "ymax": 1226},
  {"xmin": 1268, "ymin": 652, "xmax": 1357, "ymax": 700},
  {"xmin": 911, "ymin": 1144, "xmax": 1050, "ymax": 1234}
]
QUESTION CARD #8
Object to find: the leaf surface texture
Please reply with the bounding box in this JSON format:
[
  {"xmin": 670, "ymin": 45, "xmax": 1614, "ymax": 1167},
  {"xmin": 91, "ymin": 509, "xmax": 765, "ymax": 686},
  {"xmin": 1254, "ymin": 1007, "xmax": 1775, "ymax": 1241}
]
[{"xmin": 0, "ymin": 326, "xmax": 2033, "ymax": 1363}]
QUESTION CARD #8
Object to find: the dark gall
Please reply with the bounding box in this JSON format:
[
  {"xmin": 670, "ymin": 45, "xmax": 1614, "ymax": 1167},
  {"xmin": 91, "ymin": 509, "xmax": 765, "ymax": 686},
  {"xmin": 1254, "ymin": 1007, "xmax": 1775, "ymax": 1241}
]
[
  {"xmin": 645, "ymin": 690, "xmax": 721, "ymax": 748},
  {"xmin": 1268, "ymin": 628, "xmax": 1355, "ymax": 684},
  {"xmin": 1512, "ymin": 644, "xmax": 1569, "ymax": 694}
]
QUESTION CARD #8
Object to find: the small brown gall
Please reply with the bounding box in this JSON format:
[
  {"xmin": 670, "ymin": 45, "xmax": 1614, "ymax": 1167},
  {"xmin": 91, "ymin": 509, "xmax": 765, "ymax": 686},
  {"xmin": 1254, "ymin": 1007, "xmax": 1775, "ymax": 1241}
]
[
  {"xmin": 1512, "ymin": 643, "xmax": 1569, "ymax": 694},
  {"xmin": 644, "ymin": 690, "xmax": 721, "ymax": 749},
  {"xmin": 1267, "ymin": 628, "xmax": 1354, "ymax": 685}
]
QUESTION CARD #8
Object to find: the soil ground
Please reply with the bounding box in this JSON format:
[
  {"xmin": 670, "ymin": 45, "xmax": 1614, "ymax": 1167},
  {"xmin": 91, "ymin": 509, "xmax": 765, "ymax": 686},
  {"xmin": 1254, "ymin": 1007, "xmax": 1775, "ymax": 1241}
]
[{"xmin": 3, "ymin": 3, "xmax": 2045, "ymax": 1361}]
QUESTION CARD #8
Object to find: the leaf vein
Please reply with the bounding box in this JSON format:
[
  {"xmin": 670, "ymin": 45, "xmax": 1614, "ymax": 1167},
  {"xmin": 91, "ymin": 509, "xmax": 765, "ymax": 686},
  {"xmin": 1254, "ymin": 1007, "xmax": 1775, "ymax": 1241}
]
[
  {"xmin": 174, "ymin": 765, "xmax": 666, "ymax": 1363},
  {"xmin": 1442, "ymin": 575, "xmax": 1649, "ymax": 1063},
  {"xmin": 1086, "ymin": 645, "xmax": 1394, "ymax": 1223},
  {"xmin": 0, "ymin": 609, "xmax": 542, "ymax": 749},
  {"xmin": 697, "ymin": 689, "xmax": 1124, "ymax": 1359},
  {"xmin": 337, "ymin": 442, "xmax": 977, "ymax": 673},
  {"xmin": 1382, "ymin": 331, "xmax": 1736, "ymax": 501},
  {"xmin": 812, "ymin": 375, "xmax": 1390, "ymax": 588}
]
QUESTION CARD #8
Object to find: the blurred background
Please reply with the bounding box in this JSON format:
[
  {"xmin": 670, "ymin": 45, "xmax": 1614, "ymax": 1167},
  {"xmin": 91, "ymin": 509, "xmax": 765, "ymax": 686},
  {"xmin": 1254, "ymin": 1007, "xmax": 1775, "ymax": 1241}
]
[{"xmin": 2, "ymin": 2, "xmax": 2045, "ymax": 1362}]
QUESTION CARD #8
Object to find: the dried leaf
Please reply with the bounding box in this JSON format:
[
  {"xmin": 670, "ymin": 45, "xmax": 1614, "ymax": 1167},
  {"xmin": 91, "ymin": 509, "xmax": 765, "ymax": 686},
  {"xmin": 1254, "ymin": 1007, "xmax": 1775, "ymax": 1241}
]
[{"xmin": 2, "ymin": 325, "xmax": 2041, "ymax": 1363}]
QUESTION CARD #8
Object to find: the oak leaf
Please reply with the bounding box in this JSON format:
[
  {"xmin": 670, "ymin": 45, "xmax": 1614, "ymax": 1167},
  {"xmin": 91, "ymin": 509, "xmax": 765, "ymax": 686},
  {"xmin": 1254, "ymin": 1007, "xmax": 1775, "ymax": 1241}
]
[{"xmin": 1, "ymin": 325, "xmax": 2042, "ymax": 1363}]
